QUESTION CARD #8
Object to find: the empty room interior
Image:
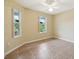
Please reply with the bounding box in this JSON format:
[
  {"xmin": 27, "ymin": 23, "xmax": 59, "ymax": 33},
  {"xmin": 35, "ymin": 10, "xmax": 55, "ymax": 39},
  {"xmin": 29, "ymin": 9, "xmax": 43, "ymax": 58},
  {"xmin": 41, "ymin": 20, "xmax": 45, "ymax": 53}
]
[{"xmin": 4, "ymin": 0, "xmax": 74, "ymax": 59}]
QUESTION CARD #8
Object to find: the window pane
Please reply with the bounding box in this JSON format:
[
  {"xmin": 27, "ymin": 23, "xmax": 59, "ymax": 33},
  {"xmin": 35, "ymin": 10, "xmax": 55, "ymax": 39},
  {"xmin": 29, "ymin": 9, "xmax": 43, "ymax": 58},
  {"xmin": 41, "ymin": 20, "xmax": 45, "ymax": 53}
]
[{"xmin": 39, "ymin": 16, "xmax": 47, "ymax": 33}]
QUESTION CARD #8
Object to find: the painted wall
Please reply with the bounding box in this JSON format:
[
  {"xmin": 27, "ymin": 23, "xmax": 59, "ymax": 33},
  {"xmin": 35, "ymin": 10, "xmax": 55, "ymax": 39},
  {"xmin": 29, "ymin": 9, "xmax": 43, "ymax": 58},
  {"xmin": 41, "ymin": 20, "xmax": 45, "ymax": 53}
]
[
  {"xmin": 5, "ymin": 0, "xmax": 74, "ymax": 55},
  {"xmin": 4, "ymin": 0, "xmax": 54, "ymax": 54},
  {"xmin": 54, "ymin": 9, "xmax": 74, "ymax": 42}
]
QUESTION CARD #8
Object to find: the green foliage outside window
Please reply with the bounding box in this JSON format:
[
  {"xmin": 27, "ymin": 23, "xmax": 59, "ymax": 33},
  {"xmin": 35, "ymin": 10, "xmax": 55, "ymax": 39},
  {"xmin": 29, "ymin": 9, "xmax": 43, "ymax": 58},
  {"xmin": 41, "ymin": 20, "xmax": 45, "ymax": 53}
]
[
  {"xmin": 40, "ymin": 22, "xmax": 46, "ymax": 32},
  {"xmin": 39, "ymin": 16, "xmax": 47, "ymax": 33}
]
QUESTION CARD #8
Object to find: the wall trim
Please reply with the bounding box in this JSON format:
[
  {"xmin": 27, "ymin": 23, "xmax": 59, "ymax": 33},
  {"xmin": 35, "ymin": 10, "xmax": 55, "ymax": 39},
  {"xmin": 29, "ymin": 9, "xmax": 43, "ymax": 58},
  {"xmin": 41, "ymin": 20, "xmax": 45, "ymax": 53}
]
[
  {"xmin": 58, "ymin": 37, "xmax": 74, "ymax": 43},
  {"xmin": 5, "ymin": 36, "xmax": 53, "ymax": 57}
]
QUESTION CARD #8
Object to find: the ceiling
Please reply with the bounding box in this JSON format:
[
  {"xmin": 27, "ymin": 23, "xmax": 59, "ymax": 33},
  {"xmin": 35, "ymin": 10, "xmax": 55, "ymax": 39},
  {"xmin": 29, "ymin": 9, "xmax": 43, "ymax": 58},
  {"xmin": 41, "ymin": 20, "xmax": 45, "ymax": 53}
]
[{"xmin": 15, "ymin": 0, "xmax": 74, "ymax": 15}]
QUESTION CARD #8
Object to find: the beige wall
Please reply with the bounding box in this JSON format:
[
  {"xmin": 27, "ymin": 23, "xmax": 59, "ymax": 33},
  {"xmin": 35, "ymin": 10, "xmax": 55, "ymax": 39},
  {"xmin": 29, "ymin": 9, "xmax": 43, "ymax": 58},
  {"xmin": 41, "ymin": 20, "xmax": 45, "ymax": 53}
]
[
  {"xmin": 54, "ymin": 9, "xmax": 74, "ymax": 42},
  {"xmin": 5, "ymin": 0, "xmax": 74, "ymax": 55},
  {"xmin": 5, "ymin": 0, "xmax": 54, "ymax": 54}
]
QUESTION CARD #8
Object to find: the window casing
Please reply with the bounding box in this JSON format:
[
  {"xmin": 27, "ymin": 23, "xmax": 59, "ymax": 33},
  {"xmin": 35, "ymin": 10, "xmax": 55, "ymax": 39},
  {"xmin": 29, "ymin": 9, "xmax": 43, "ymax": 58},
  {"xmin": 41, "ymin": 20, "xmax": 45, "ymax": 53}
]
[{"xmin": 39, "ymin": 16, "xmax": 47, "ymax": 33}]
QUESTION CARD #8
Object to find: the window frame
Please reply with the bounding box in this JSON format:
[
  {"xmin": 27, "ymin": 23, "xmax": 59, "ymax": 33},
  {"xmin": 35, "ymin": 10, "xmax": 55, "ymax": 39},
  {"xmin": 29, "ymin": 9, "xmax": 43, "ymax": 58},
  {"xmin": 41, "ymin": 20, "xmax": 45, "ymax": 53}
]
[
  {"xmin": 39, "ymin": 16, "xmax": 47, "ymax": 33},
  {"xmin": 12, "ymin": 8, "xmax": 22, "ymax": 38}
]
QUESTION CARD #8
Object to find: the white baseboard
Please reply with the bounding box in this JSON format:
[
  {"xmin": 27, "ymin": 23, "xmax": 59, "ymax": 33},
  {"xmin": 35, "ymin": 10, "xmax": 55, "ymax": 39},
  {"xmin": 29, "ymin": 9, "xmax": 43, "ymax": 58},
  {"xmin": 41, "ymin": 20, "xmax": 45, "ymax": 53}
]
[
  {"xmin": 58, "ymin": 37, "xmax": 74, "ymax": 43},
  {"xmin": 5, "ymin": 36, "xmax": 53, "ymax": 56}
]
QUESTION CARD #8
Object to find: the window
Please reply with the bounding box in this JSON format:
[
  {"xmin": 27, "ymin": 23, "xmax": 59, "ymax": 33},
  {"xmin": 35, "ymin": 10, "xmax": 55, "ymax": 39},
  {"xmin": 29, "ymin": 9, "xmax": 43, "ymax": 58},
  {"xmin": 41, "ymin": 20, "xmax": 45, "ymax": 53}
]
[
  {"xmin": 12, "ymin": 9, "xmax": 22, "ymax": 38},
  {"xmin": 39, "ymin": 16, "xmax": 47, "ymax": 33}
]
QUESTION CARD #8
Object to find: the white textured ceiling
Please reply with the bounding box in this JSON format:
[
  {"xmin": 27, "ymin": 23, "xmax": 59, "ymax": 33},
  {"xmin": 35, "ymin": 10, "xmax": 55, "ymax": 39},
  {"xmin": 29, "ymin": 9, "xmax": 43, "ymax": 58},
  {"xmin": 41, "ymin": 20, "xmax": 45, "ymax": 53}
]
[{"xmin": 15, "ymin": 0, "xmax": 74, "ymax": 15}]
